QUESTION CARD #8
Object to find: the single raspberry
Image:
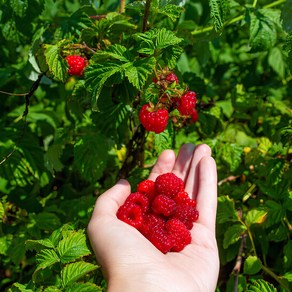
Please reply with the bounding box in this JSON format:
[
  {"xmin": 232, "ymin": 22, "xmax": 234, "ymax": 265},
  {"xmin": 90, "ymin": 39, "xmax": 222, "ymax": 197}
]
[
  {"xmin": 140, "ymin": 214, "xmax": 173, "ymax": 253},
  {"xmin": 151, "ymin": 194, "xmax": 177, "ymax": 217},
  {"xmin": 173, "ymin": 205, "xmax": 199, "ymax": 230},
  {"xmin": 166, "ymin": 218, "xmax": 191, "ymax": 252},
  {"xmin": 66, "ymin": 55, "xmax": 88, "ymax": 76},
  {"xmin": 116, "ymin": 202, "xmax": 143, "ymax": 229},
  {"xmin": 152, "ymin": 76, "xmax": 158, "ymax": 83},
  {"xmin": 177, "ymin": 91, "xmax": 197, "ymax": 116},
  {"xmin": 125, "ymin": 192, "xmax": 149, "ymax": 213},
  {"xmin": 174, "ymin": 191, "xmax": 197, "ymax": 208},
  {"xmin": 139, "ymin": 104, "xmax": 169, "ymax": 134},
  {"xmin": 191, "ymin": 109, "xmax": 199, "ymax": 122},
  {"xmin": 166, "ymin": 72, "xmax": 179, "ymax": 84},
  {"xmin": 137, "ymin": 180, "xmax": 156, "ymax": 201},
  {"xmin": 155, "ymin": 173, "xmax": 184, "ymax": 198}
]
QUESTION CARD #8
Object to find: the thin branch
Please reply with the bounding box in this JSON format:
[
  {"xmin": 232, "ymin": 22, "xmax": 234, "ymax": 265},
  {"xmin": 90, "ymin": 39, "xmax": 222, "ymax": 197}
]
[
  {"xmin": 142, "ymin": 0, "xmax": 152, "ymax": 32},
  {"xmin": 0, "ymin": 90, "xmax": 28, "ymax": 96}
]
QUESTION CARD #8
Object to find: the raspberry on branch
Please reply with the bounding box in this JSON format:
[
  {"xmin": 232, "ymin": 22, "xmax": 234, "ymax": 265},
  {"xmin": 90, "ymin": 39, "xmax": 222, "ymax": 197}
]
[
  {"xmin": 177, "ymin": 91, "xmax": 197, "ymax": 116},
  {"xmin": 139, "ymin": 104, "xmax": 169, "ymax": 134},
  {"xmin": 66, "ymin": 55, "xmax": 88, "ymax": 76},
  {"xmin": 165, "ymin": 72, "xmax": 179, "ymax": 84},
  {"xmin": 116, "ymin": 172, "xmax": 199, "ymax": 253}
]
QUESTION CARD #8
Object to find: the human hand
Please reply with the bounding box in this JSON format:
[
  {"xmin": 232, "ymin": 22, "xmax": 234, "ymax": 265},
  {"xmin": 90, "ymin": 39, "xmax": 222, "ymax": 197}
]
[{"xmin": 87, "ymin": 144, "xmax": 219, "ymax": 292}]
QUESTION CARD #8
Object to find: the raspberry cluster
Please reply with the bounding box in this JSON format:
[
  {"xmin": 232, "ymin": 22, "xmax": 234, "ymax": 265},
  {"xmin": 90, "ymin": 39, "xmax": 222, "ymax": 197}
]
[
  {"xmin": 116, "ymin": 173, "xmax": 199, "ymax": 253},
  {"xmin": 66, "ymin": 55, "xmax": 88, "ymax": 76},
  {"xmin": 139, "ymin": 68, "xmax": 199, "ymax": 134}
]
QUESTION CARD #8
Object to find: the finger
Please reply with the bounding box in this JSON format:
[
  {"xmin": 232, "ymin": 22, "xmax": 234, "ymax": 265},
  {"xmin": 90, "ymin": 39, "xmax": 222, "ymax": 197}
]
[
  {"xmin": 148, "ymin": 149, "xmax": 176, "ymax": 181},
  {"xmin": 90, "ymin": 179, "xmax": 131, "ymax": 218},
  {"xmin": 172, "ymin": 143, "xmax": 196, "ymax": 181},
  {"xmin": 184, "ymin": 144, "xmax": 212, "ymax": 197},
  {"xmin": 195, "ymin": 156, "xmax": 218, "ymax": 233}
]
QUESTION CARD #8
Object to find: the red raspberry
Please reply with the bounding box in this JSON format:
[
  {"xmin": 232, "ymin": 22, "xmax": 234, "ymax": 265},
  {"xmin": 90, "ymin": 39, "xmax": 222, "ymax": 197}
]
[
  {"xmin": 66, "ymin": 55, "xmax": 88, "ymax": 76},
  {"xmin": 177, "ymin": 91, "xmax": 197, "ymax": 116},
  {"xmin": 166, "ymin": 219, "xmax": 191, "ymax": 252},
  {"xmin": 116, "ymin": 202, "xmax": 143, "ymax": 229},
  {"xmin": 166, "ymin": 72, "xmax": 179, "ymax": 84},
  {"xmin": 139, "ymin": 104, "xmax": 169, "ymax": 134},
  {"xmin": 151, "ymin": 194, "xmax": 177, "ymax": 217},
  {"xmin": 173, "ymin": 205, "xmax": 199, "ymax": 230},
  {"xmin": 125, "ymin": 192, "xmax": 149, "ymax": 213},
  {"xmin": 140, "ymin": 214, "xmax": 172, "ymax": 253},
  {"xmin": 155, "ymin": 173, "xmax": 184, "ymax": 198},
  {"xmin": 174, "ymin": 191, "xmax": 197, "ymax": 208},
  {"xmin": 137, "ymin": 180, "xmax": 156, "ymax": 201},
  {"xmin": 191, "ymin": 109, "xmax": 199, "ymax": 122}
]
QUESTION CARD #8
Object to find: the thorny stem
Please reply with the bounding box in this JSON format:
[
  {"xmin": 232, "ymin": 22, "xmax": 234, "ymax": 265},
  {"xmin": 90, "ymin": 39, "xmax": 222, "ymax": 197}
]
[
  {"xmin": 191, "ymin": 0, "xmax": 286, "ymax": 36},
  {"xmin": 142, "ymin": 0, "xmax": 152, "ymax": 32}
]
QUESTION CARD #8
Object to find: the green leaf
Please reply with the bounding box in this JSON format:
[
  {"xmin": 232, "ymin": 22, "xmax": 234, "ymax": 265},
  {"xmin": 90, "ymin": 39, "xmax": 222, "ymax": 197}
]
[
  {"xmin": 65, "ymin": 283, "xmax": 103, "ymax": 292},
  {"xmin": 155, "ymin": 28, "xmax": 183, "ymax": 49},
  {"xmin": 45, "ymin": 144, "xmax": 64, "ymax": 173},
  {"xmin": 221, "ymin": 143, "xmax": 243, "ymax": 171},
  {"xmin": 283, "ymin": 240, "xmax": 292, "ymax": 270},
  {"xmin": 223, "ymin": 224, "xmax": 247, "ymax": 249},
  {"xmin": 154, "ymin": 128, "xmax": 172, "ymax": 154},
  {"xmin": 281, "ymin": 0, "xmax": 292, "ymax": 32},
  {"xmin": 44, "ymin": 44, "xmax": 68, "ymax": 82},
  {"xmin": 264, "ymin": 200, "xmax": 285, "ymax": 228},
  {"xmin": 34, "ymin": 249, "xmax": 60, "ymax": 278},
  {"xmin": 30, "ymin": 212, "xmax": 61, "ymax": 231},
  {"xmin": 244, "ymin": 255, "xmax": 262, "ymax": 275},
  {"xmin": 217, "ymin": 196, "xmax": 239, "ymax": 224},
  {"xmin": 249, "ymin": 9, "xmax": 280, "ymax": 52},
  {"xmin": 93, "ymin": 44, "xmax": 132, "ymax": 63},
  {"xmin": 209, "ymin": 0, "xmax": 230, "ymax": 32},
  {"xmin": 8, "ymin": 282, "xmax": 34, "ymax": 292},
  {"xmin": 268, "ymin": 47, "xmax": 286, "ymax": 79},
  {"xmin": 85, "ymin": 62, "xmax": 122, "ymax": 108},
  {"xmin": 25, "ymin": 239, "xmax": 55, "ymax": 252},
  {"xmin": 73, "ymin": 133, "xmax": 109, "ymax": 182},
  {"xmin": 246, "ymin": 279, "xmax": 277, "ymax": 291},
  {"xmin": 11, "ymin": 0, "xmax": 28, "ymax": 18},
  {"xmin": 155, "ymin": 4, "xmax": 184, "ymax": 22},
  {"xmin": 125, "ymin": 57, "xmax": 156, "ymax": 90},
  {"xmin": 61, "ymin": 262, "xmax": 98, "ymax": 287},
  {"xmin": 57, "ymin": 230, "xmax": 91, "ymax": 263},
  {"xmin": 245, "ymin": 208, "xmax": 268, "ymax": 227}
]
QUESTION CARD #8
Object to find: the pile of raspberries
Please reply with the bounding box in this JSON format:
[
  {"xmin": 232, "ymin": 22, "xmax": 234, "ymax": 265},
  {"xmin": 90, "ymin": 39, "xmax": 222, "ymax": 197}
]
[
  {"xmin": 116, "ymin": 172, "xmax": 199, "ymax": 253},
  {"xmin": 139, "ymin": 70, "xmax": 198, "ymax": 134}
]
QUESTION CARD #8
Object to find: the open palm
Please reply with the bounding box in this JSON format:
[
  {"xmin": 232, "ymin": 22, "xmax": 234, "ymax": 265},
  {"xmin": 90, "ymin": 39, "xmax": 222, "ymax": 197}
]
[{"xmin": 88, "ymin": 144, "xmax": 219, "ymax": 292}]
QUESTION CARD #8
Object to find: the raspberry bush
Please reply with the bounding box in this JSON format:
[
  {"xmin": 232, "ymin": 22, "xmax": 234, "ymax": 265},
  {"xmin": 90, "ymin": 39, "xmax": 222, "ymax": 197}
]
[{"xmin": 0, "ymin": 0, "xmax": 291, "ymax": 291}]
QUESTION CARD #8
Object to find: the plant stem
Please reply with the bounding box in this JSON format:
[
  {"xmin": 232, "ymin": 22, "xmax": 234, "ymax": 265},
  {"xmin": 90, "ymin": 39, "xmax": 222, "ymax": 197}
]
[
  {"xmin": 261, "ymin": 265, "xmax": 291, "ymax": 292},
  {"xmin": 142, "ymin": 0, "xmax": 152, "ymax": 32},
  {"xmin": 252, "ymin": 0, "xmax": 258, "ymax": 8},
  {"xmin": 265, "ymin": 0, "xmax": 286, "ymax": 9},
  {"xmin": 119, "ymin": 0, "xmax": 126, "ymax": 14}
]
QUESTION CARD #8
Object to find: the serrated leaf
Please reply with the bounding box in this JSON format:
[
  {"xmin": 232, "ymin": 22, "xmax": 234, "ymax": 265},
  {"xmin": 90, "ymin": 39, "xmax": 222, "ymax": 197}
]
[
  {"xmin": 283, "ymin": 272, "xmax": 292, "ymax": 282},
  {"xmin": 264, "ymin": 200, "xmax": 285, "ymax": 228},
  {"xmin": 247, "ymin": 279, "xmax": 277, "ymax": 291},
  {"xmin": 25, "ymin": 238, "xmax": 55, "ymax": 252},
  {"xmin": 155, "ymin": 28, "xmax": 183, "ymax": 49},
  {"xmin": 57, "ymin": 230, "xmax": 91, "ymax": 263},
  {"xmin": 85, "ymin": 62, "xmax": 122, "ymax": 108},
  {"xmin": 45, "ymin": 144, "xmax": 64, "ymax": 173},
  {"xmin": 44, "ymin": 44, "xmax": 68, "ymax": 82},
  {"xmin": 11, "ymin": 0, "xmax": 28, "ymax": 17},
  {"xmin": 217, "ymin": 196, "xmax": 239, "ymax": 224},
  {"xmin": 154, "ymin": 128, "xmax": 172, "ymax": 154},
  {"xmin": 244, "ymin": 255, "xmax": 262, "ymax": 275},
  {"xmin": 245, "ymin": 208, "xmax": 268, "ymax": 227},
  {"xmin": 210, "ymin": 0, "xmax": 224, "ymax": 31},
  {"xmin": 93, "ymin": 44, "xmax": 132, "ymax": 62},
  {"xmin": 268, "ymin": 47, "xmax": 286, "ymax": 78},
  {"xmin": 73, "ymin": 133, "xmax": 109, "ymax": 182},
  {"xmin": 156, "ymin": 4, "xmax": 184, "ymax": 22},
  {"xmin": 249, "ymin": 9, "xmax": 279, "ymax": 52},
  {"xmin": 221, "ymin": 143, "xmax": 243, "ymax": 171},
  {"xmin": 61, "ymin": 262, "xmax": 98, "ymax": 287},
  {"xmin": 8, "ymin": 282, "xmax": 34, "ymax": 292},
  {"xmin": 30, "ymin": 212, "xmax": 61, "ymax": 231},
  {"xmin": 34, "ymin": 249, "xmax": 60, "ymax": 277},
  {"xmin": 125, "ymin": 57, "xmax": 156, "ymax": 90},
  {"xmin": 223, "ymin": 224, "xmax": 247, "ymax": 249},
  {"xmin": 65, "ymin": 283, "xmax": 103, "ymax": 292}
]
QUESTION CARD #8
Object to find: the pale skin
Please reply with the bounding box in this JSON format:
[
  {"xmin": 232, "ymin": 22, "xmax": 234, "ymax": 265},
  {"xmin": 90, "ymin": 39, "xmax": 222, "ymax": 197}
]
[{"xmin": 87, "ymin": 143, "xmax": 219, "ymax": 292}]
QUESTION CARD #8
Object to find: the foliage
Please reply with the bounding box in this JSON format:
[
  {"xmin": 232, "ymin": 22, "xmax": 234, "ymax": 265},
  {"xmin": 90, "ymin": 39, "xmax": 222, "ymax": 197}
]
[{"xmin": 0, "ymin": 0, "xmax": 291, "ymax": 291}]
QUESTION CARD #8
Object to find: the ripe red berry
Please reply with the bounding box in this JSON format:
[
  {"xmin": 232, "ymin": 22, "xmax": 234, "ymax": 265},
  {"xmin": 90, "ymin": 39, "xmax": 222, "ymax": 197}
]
[
  {"xmin": 166, "ymin": 218, "xmax": 191, "ymax": 252},
  {"xmin": 177, "ymin": 91, "xmax": 197, "ymax": 116},
  {"xmin": 137, "ymin": 179, "xmax": 156, "ymax": 201},
  {"xmin": 191, "ymin": 109, "xmax": 199, "ymax": 122},
  {"xmin": 139, "ymin": 104, "xmax": 169, "ymax": 134},
  {"xmin": 173, "ymin": 204, "xmax": 199, "ymax": 230},
  {"xmin": 66, "ymin": 55, "xmax": 88, "ymax": 76},
  {"xmin": 166, "ymin": 72, "xmax": 179, "ymax": 84},
  {"xmin": 116, "ymin": 202, "xmax": 143, "ymax": 229},
  {"xmin": 151, "ymin": 194, "xmax": 177, "ymax": 216},
  {"xmin": 155, "ymin": 173, "xmax": 184, "ymax": 198},
  {"xmin": 174, "ymin": 191, "xmax": 197, "ymax": 208},
  {"xmin": 125, "ymin": 192, "xmax": 149, "ymax": 213}
]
